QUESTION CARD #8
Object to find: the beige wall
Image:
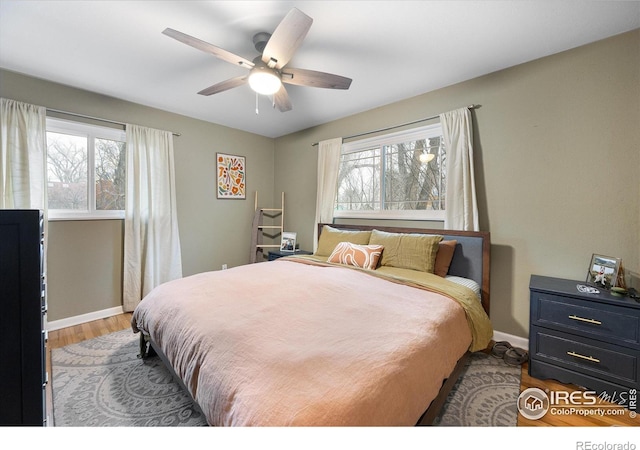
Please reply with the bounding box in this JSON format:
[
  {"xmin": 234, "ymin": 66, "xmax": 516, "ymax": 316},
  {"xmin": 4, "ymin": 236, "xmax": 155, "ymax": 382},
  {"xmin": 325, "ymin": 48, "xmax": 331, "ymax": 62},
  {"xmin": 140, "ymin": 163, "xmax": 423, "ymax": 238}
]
[
  {"xmin": 2, "ymin": 30, "xmax": 637, "ymax": 336},
  {"xmin": 0, "ymin": 69, "xmax": 275, "ymax": 321},
  {"xmin": 274, "ymin": 30, "xmax": 640, "ymax": 338},
  {"xmin": 46, "ymin": 220, "xmax": 124, "ymax": 318}
]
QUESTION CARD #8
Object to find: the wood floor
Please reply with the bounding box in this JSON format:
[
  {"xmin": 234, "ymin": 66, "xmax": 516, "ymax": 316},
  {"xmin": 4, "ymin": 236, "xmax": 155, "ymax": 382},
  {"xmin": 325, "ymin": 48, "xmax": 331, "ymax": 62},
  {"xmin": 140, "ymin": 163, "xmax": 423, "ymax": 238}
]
[{"xmin": 47, "ymin": 313, "xmax": 640, "ymax": 427}]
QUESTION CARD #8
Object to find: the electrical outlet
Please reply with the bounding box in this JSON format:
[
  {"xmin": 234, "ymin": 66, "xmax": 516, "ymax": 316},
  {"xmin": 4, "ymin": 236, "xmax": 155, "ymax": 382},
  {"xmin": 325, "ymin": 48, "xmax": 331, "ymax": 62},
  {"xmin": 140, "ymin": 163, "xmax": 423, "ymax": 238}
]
[{"xmin": 222, "ymin": 264, "xmax": 227, "ymax": 270}]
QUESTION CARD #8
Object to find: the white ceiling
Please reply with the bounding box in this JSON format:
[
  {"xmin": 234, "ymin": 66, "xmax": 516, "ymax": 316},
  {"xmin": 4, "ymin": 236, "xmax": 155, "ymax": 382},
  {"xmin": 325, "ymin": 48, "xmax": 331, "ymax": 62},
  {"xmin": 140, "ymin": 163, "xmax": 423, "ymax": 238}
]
[{"xmin": 1, "ymin": 1, "xmax": 638, "ymax": 138}]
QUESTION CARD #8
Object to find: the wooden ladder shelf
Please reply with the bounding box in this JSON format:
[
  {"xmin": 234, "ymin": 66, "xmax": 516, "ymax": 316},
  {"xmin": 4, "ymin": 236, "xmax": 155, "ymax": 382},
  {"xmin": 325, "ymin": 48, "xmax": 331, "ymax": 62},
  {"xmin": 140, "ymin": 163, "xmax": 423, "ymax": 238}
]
[{"xmin": 250, "ymin": 192, "xmax": 284, "ymax": 263}]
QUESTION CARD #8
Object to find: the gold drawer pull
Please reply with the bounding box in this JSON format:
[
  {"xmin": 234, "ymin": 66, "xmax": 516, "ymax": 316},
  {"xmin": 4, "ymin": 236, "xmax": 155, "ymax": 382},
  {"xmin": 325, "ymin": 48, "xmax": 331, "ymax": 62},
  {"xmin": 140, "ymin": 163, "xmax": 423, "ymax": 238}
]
[
  {"xmin": 568, "ymin": 315, "xmax": 602, "ymax": 325},
  {"xmin": 567, "ymin": 351, "xmax": 600, "ymax": 363}
]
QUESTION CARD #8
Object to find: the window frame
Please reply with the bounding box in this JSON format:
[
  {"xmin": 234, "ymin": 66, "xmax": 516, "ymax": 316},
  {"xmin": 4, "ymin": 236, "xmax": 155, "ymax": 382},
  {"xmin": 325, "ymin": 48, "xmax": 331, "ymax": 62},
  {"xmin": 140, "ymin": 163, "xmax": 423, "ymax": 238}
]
[
  {"xmin": 46, "ymin": 117, "xmax": 126, "ymax": 221},
  {"xmin": 333, "ymin": 123, "xmax": 446, "ymax": 221}
]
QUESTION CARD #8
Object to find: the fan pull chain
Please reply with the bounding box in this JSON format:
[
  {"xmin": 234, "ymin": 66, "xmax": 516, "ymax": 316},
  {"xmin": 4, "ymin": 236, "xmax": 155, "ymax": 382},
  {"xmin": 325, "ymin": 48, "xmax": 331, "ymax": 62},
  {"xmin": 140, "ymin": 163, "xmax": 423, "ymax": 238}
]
[{"xmin": 255, "ymin": 93, "xmax": 259, "ymax": 115}]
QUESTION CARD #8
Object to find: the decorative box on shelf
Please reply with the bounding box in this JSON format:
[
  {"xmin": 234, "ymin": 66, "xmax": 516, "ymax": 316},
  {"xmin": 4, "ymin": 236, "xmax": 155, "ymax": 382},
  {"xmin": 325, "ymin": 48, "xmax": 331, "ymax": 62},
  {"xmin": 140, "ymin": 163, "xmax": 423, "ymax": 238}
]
[{"xmin": 528, "ymin": 274, "xmax": 640, "ymax": 396}]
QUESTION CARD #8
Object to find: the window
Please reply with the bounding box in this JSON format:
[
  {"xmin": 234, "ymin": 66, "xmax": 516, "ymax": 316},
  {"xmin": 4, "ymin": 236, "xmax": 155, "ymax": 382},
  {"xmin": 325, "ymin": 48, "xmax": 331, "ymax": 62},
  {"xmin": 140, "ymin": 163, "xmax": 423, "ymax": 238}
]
[
  {"xmin": 46, "ymin": 118, "xmax": 126, "ymax": 220},
  {"xmin": 334, "ymin": 123, "xmax": 446, "ymax": 220}
]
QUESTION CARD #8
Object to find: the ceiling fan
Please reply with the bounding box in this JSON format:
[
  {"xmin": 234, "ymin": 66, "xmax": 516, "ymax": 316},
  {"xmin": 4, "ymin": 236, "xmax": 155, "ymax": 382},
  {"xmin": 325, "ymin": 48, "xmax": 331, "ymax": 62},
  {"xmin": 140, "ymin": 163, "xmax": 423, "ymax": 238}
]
[{"xmin": 163, "ymin": 8, "xmax": 352, "ymax": 112}]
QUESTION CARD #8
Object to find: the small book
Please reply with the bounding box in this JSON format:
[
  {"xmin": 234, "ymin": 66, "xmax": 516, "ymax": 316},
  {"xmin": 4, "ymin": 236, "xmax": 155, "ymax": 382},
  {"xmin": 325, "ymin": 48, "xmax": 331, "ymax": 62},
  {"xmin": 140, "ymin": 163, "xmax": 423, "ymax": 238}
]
[{"xmin": 280, "ymin": 232, "xmax": 297, "ymax": 252}]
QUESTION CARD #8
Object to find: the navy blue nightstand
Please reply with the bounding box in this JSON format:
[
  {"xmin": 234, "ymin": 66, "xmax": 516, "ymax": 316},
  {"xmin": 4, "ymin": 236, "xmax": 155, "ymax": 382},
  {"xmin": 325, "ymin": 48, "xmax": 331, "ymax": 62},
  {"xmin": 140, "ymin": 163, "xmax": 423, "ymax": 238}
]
[
  {"xmin": 529, "ymin": 274, "xmax": 640, "ymax": 396},
  {"xmin": 268, "ymin": 250, "xmax": 313, "ymax": 261}
]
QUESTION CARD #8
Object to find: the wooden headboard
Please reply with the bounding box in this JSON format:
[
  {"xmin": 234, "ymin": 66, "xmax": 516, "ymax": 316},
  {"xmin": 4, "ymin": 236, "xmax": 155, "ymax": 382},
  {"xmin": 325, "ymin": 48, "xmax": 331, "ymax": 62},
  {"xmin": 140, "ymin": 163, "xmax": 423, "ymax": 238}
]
[{"xmin": 317, "ymin": 223, "xmax": 491, "ymax": 315}]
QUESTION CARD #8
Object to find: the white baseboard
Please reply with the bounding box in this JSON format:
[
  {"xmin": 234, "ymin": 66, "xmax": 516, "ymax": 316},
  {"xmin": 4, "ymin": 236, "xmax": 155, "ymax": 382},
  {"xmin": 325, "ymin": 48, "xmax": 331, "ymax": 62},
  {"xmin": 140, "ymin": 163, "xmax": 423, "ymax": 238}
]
[
  {"xmin": 46, "ymin": 306, "xmax": 125, "ymax": 331},
  {"xmin": 492, "ymin": 329, "xmax": 528, "ymax": 350}
]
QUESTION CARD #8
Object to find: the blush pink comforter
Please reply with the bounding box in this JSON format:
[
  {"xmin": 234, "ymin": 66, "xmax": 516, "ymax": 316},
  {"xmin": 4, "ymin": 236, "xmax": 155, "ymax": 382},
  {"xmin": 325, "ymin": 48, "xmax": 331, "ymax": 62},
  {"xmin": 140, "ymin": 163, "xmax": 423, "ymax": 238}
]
[{"xmin": 131, "ymin": 259, "xmax": 487, "ymax": 426}]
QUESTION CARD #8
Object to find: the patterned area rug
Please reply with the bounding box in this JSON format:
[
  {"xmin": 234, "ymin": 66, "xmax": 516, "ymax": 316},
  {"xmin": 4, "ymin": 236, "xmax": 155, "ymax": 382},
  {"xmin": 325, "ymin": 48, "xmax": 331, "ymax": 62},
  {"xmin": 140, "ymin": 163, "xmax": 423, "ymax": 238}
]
[
  {"xmin": 51, "ymin": 330, "xmax": 520, "ymax": 426},
  {"xmin": 433, "ymin": 351, "xmax": 521, "ymax": 426},
  {"xmin": 51, "ymin": 330, "xmax": 207, "ymax": 426}
]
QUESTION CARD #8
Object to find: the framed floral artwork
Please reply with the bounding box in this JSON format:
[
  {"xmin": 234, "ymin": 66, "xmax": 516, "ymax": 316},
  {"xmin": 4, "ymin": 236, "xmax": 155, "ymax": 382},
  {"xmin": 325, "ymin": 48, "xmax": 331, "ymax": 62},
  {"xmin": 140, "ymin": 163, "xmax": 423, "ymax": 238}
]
[{"xmin": 216, "ymin": 153, "xmax": 246, "ymax": 199}]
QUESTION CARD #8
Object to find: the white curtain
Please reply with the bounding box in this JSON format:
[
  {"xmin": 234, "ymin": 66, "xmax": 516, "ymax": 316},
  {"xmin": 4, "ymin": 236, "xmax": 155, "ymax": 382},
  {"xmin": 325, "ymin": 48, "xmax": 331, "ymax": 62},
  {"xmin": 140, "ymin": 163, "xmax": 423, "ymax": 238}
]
[
  {"xmin": 123, "ymin": 124, "xmax": 182, "ymax": 312},
  {"xmin": 313, "ymin": 137, "xmax": 342, "ymax": 251},
  {"xmin": 440, "ymin": 107, "xmax": 479, "ymax": 231},
  {"xmin": 0, "ymin": 98, "xmax": 47, "ymax": 210}
]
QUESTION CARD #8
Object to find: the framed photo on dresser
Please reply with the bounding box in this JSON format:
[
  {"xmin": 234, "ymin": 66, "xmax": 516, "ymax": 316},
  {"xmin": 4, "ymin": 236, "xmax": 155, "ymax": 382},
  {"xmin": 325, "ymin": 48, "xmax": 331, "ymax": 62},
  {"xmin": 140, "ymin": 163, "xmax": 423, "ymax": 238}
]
[
  {"xmin": 280, "ymin": 232, "xmax": 297, "ymax": 252},
  {"xmin": 586, "ymin": 253, "xmax": 621, "ymax": 289}
]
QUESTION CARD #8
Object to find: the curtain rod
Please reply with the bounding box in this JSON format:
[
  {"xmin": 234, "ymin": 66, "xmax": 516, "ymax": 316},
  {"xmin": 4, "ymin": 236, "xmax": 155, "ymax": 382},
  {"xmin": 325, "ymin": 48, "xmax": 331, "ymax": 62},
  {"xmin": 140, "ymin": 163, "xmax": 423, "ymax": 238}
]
[
  {"xmin": 46, "ymin": 108, "xmax": 181, "ymax": 137},
  {"xmin": 311, "ymin": 104, "xmax": 477, "ymax": 147}
]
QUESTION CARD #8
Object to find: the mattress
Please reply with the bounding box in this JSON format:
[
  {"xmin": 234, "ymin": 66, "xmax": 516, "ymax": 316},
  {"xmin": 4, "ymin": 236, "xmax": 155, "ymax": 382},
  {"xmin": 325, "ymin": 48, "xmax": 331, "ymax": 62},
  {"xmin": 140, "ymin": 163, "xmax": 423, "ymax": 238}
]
[{"xmin": 131, "ymin": 257, "xmax": 492, "ymax": 426}]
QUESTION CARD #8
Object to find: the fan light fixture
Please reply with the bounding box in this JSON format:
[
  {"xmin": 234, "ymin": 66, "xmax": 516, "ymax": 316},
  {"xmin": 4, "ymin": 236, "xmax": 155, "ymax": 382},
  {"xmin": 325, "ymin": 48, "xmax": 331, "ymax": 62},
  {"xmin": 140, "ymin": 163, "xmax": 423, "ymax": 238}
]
[
  {"xmin": 420, "ymin": 151, "xmax": 435, "ymax": 163},
  {"xmin": 248, "ymin": 68, "xmax": 281, "ymax": 95},
  {"xmin": 162, "ymin": 8, "xmax": 352, "ymax": 112}
]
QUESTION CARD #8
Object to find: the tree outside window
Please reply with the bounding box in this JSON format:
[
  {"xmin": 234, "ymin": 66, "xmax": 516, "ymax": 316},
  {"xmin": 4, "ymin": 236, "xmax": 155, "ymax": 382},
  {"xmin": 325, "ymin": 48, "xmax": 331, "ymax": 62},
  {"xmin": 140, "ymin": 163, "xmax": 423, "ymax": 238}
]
[
  {"xmin": 46, "ymin": 118, "xmax": 126, "ymax": 219},
  {"xmin": 335, "ymin": 124, "xmax": 446, "ymax": 220}
]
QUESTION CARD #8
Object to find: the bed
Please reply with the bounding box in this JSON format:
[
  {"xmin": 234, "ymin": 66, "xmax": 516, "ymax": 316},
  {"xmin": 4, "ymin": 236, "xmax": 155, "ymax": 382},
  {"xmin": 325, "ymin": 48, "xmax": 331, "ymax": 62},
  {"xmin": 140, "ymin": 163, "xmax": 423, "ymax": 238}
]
[{"xmin": 131, "ymin": 223, "xmax": 493, "ymax": 426}]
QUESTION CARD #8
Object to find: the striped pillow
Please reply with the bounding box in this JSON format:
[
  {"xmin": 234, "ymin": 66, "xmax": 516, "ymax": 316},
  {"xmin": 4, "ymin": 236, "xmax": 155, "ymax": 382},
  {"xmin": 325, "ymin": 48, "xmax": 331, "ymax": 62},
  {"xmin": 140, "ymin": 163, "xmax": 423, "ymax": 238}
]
[
  {"xmin": 445, "ymin": 275, "xmax": 481, "ymax": 300},
  {"xmin": 327, "ymin": 242, "xmax": 384, "ymax": 270}
]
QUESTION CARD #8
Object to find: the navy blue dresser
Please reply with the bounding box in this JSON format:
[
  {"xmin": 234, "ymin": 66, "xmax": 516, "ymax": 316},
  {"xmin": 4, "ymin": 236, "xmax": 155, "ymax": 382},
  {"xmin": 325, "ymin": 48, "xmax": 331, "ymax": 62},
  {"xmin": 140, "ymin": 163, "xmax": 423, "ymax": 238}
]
[
  {"xmin": 0, "ymin": 210, "xmax": 47, "ymax": 426},
  {"xmin": 268, "ymin": 250, "xmax": 313, "ymax": 261},
  {"xmin": 529, "ymin": 275, "xmax": 640, "ymax": 396}
]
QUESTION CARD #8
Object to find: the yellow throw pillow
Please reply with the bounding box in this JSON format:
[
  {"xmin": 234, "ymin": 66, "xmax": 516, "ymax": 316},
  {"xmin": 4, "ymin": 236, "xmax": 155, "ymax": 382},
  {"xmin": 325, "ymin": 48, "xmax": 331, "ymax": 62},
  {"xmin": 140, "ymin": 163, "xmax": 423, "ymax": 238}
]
[
  {"xmin": 369, "ymin": 229, "xmax": 443, "ymax": 273},
  {"xmin": 327, "ymin": 242, "xmax": 384, "ymax": 270},
  {"xmin": 315, "ymin": 226, "xmax": 372, "ymax": 257}
]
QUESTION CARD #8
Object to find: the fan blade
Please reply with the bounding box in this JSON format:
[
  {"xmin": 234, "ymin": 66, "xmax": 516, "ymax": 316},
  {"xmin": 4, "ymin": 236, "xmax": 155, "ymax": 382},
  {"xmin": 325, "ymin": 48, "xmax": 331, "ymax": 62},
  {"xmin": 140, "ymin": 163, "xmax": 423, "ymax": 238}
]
[
  {"xmin": 262, "ymin": 8, "xmax": 312, "ymax": 70},
  {"xmin": 281, "ymin": 68, "xmax": 352, "ymax": 90},
  {"xmin": 163, "ymin": 28, "xmax": 254, "ymax": 68},
  {"xmin": 198, "ymin": 76, "xmax": 247, "ymax": 96},
  {"xmin": 273, "ymin": 85, "xmax": 292, "ymax": 112}
]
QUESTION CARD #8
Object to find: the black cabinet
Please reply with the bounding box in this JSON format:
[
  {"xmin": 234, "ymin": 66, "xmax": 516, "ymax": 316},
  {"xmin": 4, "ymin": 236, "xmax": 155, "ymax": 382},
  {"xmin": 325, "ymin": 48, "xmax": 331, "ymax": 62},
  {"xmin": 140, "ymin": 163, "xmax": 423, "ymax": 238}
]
[
  {"xmin": 529, "ymin": 275, "xmax": 640, "ymax": 396},
  {"xmin": 0, "ymin": 210, "xmax": 47, "ymax": 426}
]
